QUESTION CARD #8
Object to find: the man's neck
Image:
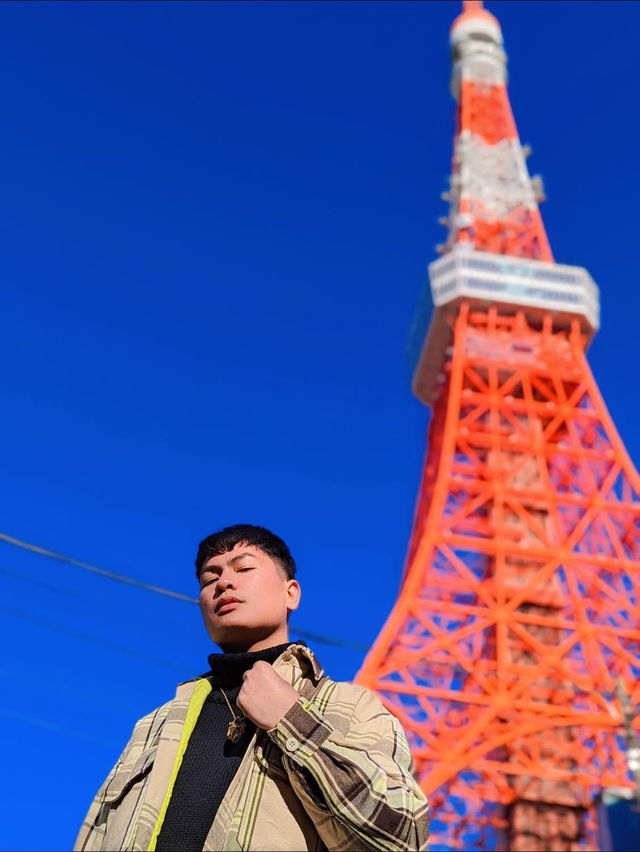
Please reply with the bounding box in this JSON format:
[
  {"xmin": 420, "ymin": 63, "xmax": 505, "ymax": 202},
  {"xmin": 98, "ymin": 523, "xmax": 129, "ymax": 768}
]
[{"xmin": 218, "ymin": 628, "xmax": 290, "ymax": 654}]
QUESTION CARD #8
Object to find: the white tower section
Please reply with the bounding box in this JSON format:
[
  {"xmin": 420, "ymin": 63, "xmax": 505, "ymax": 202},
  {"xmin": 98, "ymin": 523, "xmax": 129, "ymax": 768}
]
[{"xmin": 408, "ymin": 3, "xmax": 600, "ymax": 406}]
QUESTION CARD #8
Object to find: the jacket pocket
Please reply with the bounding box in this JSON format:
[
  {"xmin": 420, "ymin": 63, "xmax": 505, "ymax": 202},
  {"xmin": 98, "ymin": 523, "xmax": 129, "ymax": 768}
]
[{"xmin": 102, "ymin": 746, "xmax": 158, "ymax": 805}]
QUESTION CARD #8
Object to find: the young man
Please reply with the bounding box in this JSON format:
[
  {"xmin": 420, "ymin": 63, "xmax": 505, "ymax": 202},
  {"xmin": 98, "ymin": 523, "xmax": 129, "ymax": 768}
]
[{"xmin": 75, "ymin": 524, "xmax": 430, "ymax": 851}]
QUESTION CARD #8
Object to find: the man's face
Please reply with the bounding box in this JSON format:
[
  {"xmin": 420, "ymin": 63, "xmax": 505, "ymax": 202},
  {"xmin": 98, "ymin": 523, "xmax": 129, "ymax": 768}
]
[{"xmin": 199, "ymin": 542, "xmax": 300, "ymax": 651}]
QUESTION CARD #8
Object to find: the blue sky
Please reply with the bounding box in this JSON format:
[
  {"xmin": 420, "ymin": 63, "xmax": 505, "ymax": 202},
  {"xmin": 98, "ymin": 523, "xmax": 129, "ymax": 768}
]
[{"xmin": 0, "ymin": 1, "xmax": 638, "ymax": 848}]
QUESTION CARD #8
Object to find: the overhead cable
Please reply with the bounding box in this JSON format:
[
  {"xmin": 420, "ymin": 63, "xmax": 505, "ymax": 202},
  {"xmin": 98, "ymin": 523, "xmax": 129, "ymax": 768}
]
[
  {"xmin": 0, "ymin": 531, "xmax": 198, "ymax": 602},
  {"xmin": 1, "ymin": 605, "xmax": 191, "ymax": 673},
  {"xmin": 0, "ymin": 531, "xmax": 368, "ymax": 651},
  {"xmin": 289, "ymin": 626, "xmax": 367, "ymax": 651},
  {"xmin": 0, "ymin": 708, "xmax": 120, "ymax": 748}
]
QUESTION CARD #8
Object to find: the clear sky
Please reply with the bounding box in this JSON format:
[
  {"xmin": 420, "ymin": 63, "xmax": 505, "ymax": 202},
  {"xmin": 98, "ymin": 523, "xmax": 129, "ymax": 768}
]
[{"xmin": 0, "ymin": 1, "xmax": 638, "ymax": 849}]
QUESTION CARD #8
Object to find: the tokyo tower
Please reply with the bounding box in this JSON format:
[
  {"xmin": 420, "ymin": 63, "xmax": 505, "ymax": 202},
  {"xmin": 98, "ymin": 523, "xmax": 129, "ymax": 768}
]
[{"xmin": 356, "ymin": 2, "xmax": 640, "ymax": 850}]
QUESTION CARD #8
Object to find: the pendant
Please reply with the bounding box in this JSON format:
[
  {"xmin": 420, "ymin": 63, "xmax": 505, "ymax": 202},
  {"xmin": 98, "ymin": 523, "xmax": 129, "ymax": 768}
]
[{"xmin": 227, "ymin": 716, "xmax": 246, "ymax": 743}]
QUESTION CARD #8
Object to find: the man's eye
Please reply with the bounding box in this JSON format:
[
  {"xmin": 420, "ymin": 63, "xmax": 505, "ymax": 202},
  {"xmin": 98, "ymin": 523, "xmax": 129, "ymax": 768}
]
[
  {"xmin": 201, "ymin": 577, "xmax": 218, "ymax": 588},
  {"xmin": 238, "ymin": 567, "xmax": 253, "ymax": 572}
]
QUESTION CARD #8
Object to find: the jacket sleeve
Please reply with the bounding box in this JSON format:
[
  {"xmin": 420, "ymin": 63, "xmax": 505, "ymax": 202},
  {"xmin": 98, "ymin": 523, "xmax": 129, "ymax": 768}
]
[
  {"xmin": 267, "ymin": 685, "xmax": 430, "ymax": 851},
  {"xmin": 73, "ymin": 735, "xmax": 136, "ymax": 852},
  {"xmin": 73, "ymin": 702, "xmax": 165, "ymax": 852}
]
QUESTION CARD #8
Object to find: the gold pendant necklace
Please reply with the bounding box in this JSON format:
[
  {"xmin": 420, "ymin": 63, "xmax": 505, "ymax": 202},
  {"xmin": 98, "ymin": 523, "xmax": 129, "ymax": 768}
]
[{"xmin": 219, "ymin": 686, "xmax": 247, "ymax": 743}]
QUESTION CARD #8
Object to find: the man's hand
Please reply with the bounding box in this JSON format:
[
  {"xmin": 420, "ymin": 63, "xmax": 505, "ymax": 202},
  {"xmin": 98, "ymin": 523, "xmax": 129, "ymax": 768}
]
[{"xmin": 236, "ymin": 661, "xmax": 299, "ymax": 730}]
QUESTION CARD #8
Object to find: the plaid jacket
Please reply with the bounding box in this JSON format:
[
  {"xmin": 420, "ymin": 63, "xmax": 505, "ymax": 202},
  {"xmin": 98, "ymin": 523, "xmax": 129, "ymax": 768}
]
[{"xmin": 74, "ymin": 644, "xmax": 429, "ymax": 851}]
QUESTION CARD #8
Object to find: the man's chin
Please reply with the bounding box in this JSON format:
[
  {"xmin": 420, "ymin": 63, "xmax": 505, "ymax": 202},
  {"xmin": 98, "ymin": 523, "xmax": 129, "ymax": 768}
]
[
  {"xmin": 208, "ymin": 621, "xmax": 256, "ymax": 646},
  {"xmin": 208, "ymin": 622, "xmax": 279, "ymax": 652}
]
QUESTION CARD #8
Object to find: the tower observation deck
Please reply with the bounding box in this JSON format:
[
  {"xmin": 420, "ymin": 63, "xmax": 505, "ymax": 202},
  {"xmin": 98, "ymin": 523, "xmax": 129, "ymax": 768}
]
[{"xmin": 356, "ymin": 3, "xmax": 640, "ymax": 850}]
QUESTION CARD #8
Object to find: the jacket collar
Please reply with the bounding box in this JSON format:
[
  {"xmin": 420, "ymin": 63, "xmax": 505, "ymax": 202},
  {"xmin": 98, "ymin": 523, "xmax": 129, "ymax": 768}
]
[
  {"xmin": 181, "ymin": 640, "xmax": 324, "ymax": 688},
  {"xmin": 273, "ymin": 642, "xmax": 324, "ymax": 684}
]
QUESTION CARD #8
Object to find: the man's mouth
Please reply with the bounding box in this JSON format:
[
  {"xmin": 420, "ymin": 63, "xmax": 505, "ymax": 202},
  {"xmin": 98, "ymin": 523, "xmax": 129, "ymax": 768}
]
[{"xmin": 215, "ymin": 596, "xmax": 242, "ymax": 614}]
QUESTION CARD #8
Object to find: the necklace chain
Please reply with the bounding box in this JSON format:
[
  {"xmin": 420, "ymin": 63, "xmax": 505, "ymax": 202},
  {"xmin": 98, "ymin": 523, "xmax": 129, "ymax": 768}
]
[{"xmin": 218, "ymin": 685, "xmax": 247, "ymax": 743}]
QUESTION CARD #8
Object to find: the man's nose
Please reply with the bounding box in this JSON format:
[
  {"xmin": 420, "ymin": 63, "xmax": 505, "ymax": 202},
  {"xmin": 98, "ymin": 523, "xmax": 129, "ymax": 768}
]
[{"xmin": 215, "ymin": 569, "xmax": 236, "ymax": 592}]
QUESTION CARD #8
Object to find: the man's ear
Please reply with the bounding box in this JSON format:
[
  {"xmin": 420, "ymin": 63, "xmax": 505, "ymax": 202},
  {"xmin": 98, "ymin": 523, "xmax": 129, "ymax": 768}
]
[{"xmin": 286, "ymin": 579, "xmax": 301, "ymax": 613}]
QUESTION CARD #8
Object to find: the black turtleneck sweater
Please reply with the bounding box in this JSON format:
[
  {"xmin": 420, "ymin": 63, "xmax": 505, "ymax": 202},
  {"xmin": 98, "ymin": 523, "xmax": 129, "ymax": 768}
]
[{"xmin": 155, "ymin": 642, "xmax": 293, "ymax": 852}]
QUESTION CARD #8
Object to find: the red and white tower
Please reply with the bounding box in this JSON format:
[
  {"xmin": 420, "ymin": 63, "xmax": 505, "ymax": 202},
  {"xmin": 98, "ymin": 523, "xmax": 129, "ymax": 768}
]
[{"xmin": 356, "ymin": 3, "xmax": 640, "ymax": 849}]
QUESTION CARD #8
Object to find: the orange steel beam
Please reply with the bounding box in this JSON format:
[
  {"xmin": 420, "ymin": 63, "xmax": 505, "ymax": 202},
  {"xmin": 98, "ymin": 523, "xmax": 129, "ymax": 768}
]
[
  {"xmin": 359, "ymin": 3, "xmax": 636, "ymax": 848},
  {"xmin": 356, "ymin": 305, "xmax": 640, "ymax": 849}
]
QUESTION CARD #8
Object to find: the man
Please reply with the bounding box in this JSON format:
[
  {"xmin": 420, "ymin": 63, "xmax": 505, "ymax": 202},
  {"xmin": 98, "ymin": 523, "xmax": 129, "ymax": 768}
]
[{"xmin": 75, "ymin": 524, "xmax": 430, "ymax": 851}]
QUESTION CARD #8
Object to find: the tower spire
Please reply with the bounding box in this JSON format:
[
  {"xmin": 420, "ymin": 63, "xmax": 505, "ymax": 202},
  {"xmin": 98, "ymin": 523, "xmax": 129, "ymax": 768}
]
[
  {"xmin": 410, "ymin": 0, "xmax": 598, "ymax": 408},
  {"xmin": 442, "ymin": 0, "xmax": 552, "ymax": 260},
  {"xmin": 461, "ymin": 0, "xmax": 490, "ymax": 15}
]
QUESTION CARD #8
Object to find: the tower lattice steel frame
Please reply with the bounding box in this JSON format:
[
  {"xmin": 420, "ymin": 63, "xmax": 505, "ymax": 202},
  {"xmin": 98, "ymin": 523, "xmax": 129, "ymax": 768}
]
[{"xmin": 356, "ymin": 3, "xmax": 640, "ymax": 849}]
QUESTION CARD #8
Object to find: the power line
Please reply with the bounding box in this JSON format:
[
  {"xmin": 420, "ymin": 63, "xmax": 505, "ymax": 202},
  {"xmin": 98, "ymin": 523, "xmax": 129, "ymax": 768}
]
[
  {"xmin": 1, "ymin": 605, "xmax": 191, "ymax": 674},
  {"xmin": 0, "ymin": 564, "xmax": 190, "ymax": 632},
  {"xmin": 0, "ymin": 664, "xmax": 147, "ymax": 717},
  {"xmin": 0, "ymin": 708, "xmax": 121, "ymax": 748},
  {"xmin": 0, "ymin": 531, "xmax": 198, "ymax": 603},
  {"xmin": 0, "ymin": 531, "xmax": 368, "ymax": 651},
  {"xmin": 0, "ymin": 565, "xmax": 89, "ymax": 601},
  {"xmin": 289, "ymin": 626, "xmax": 367, "ymax": 652}
]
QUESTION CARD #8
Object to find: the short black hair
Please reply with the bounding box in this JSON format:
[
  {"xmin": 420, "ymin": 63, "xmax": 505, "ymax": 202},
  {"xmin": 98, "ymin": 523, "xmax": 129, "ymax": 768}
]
[{"xmin": 195, "ymin": 524, "xmax": 296, "ymax": 581}]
